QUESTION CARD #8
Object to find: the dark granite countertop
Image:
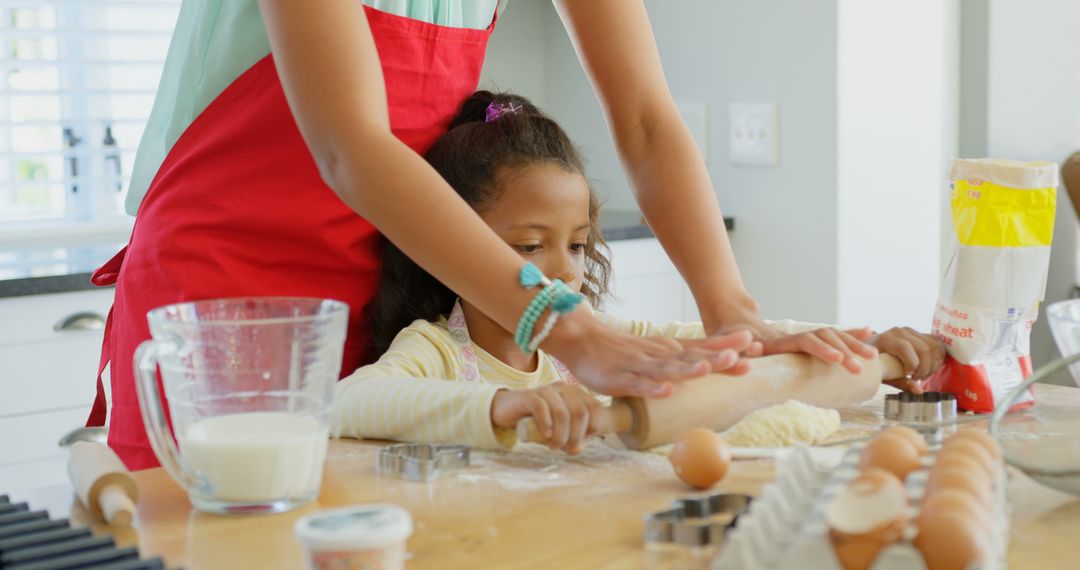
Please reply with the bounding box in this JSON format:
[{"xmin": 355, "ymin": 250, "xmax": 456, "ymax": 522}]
[
  {"xmin": 598, "ymin": 210, "xmax": 734, "ymax": 241},
  {"xmin": 0, "ymin": 210, "xmax": 734, "ymax": 299},
  {"xmin": 0, "ymin": 241, "xmax": 122, "ymax": 298}
]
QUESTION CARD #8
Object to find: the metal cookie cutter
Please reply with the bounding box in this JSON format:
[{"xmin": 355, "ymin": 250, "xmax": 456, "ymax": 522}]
[
  {"xmin": 644, "ymin": 493, "xmax": 752, "ymax": 548},
  {"xmin": 376, "ymin": 443, "xmax": 470, "ymax": 482},
  {"xmin": 885, "ymin": 391, "xmax": 958, "ymax": 423}
]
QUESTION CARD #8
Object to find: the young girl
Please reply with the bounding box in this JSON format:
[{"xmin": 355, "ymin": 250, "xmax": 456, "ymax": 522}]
[{"xmin": 331, "ymin": 91, "xmax": 945, "ymax": 454}]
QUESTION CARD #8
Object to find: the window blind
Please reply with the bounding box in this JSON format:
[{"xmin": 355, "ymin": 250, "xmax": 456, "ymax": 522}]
[{"xmin": 0, "ymin": 0, "xmax": 179, "ymax": 226}]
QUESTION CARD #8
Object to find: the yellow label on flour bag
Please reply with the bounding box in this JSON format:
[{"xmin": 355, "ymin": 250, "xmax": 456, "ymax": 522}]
[
  {"xmin": 928, "ymin": 159, "xmax": 1058, "ymax": 412},
  {"xmin": 951, "ymin": 180, "xmax": 1056, "ymax": 247}
]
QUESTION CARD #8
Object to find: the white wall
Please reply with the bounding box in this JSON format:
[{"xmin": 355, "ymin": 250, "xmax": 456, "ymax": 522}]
[
  {"xmin": 478, "ymin": 0, "xmax": 550, "ymax": 107},
  {"xmin": 836, "ymin": 0, "xmax": 957, "ymax": 331},
  {"xmin": 542, "ymin": 0, "xmax": 844, "ymax": 324},
  {"xmin": 539, "ymin": 1, "xmax": 952, "ymax": 329},
  {"xmin": 976, "ymin": 0, "xmax": 1080, "ymax": 371},
  {"xmin": 484, "ymin": 2, "xmax": 1074, "ymax": 370},
  {"xmin": 483, "ymin": 2, "xmax": 962, "ymax": 334},
  {"xmin": 538, "ymin": 4, "xmax": 632, "ymax": 210},
  {"xmin": 958, "ymin": 0, "xmax": 989, "ymax": 159}
]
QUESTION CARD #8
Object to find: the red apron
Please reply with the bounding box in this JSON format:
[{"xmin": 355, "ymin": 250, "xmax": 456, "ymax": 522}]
[{"xmin": 88, "ymin": 6, "xmax": 496, "ymax": 470}]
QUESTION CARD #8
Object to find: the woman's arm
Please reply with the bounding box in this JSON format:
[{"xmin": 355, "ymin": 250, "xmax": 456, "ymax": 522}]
[
  {"xmin": 552, "ymin": 0, "xmax": 751, "ymax": 331},
  {"xmin": 255, "ymin": 0, "xmax": 750, "ymax": 397},
  {"xmin": 256, "ymin": 0, "xmax": 529, "ymax": 332},
  {"xmin": 554, "ymin": 0, "xmax": 876, "ymax": 369}
]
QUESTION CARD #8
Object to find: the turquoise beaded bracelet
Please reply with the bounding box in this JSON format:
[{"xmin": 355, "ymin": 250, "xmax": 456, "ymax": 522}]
[
  {"xmin": 515, "ymin": 281, "xmax": 557, "ymax": 351},
  {"xmin": 515, "ymin": 263, "xmax": 587, "ymax": 354}
]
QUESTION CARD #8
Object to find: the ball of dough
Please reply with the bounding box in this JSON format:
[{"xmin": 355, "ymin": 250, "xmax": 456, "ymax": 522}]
[{"xmin": 719, "ymin": 400, "xmax": 841, "ymax": 447}]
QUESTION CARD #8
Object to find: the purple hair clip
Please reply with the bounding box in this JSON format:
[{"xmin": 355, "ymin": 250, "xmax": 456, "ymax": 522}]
[{"xmin": 485, "ymin": 101, "xmax": 522, "ymax": 123}]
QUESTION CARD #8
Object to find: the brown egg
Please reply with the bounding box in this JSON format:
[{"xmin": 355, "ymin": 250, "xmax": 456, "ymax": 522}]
[
  {"xmin": 914, "ymin": 510, "xmax": 989, "ymax": 570},
  {"xmin": 831, "ymin": 531, "xmax": 894, "ymax": 570},
  {"xmin": 918, "ymin": 488, "xmax": 991, "ymax": 534},
  {"xmin": 848, "ymin": 467, "xmax": 908, "ymax": 498},
  {"xmin": 949, "ymin": 429, "xmax": 1004, "ymax": 461},
  {"xmin": 669, "ymin": 428, "xmax": 731, "ymax": 489},
  {"xmin": 826, "ymin": 468, "xmax": 909, "ymax": 570},
  {"xmin": 879, "ymin": 426, "xmax": 929, "ymax": 455},
  {"xmin": 925, "ymin": 466, "xmax": 993, "ymax": 508},
  {"xmin": 859, "ymin": 433, "xmax": 922, "ymax": 481},
  {"xmin": 939, "ymin": 439, "xmax": 997, "ymax": 480},
  {"xmin": 826, "ymin": 470, "xmax": 909, "ymax": 536},
  {"xmin": 929, "ymin": 453, "xmax": 985, "ymax": 485}
]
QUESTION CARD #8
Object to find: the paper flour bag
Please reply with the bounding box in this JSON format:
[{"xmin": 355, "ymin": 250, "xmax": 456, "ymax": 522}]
[{"xmin": 926, "ymin": 159, "xmax": 1058, "ymax": 412}]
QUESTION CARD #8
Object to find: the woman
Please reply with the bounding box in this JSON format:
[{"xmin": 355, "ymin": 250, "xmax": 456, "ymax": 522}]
[{"xmin": 89, "ymin": 0, "xmax": 875, "ymax": 469}]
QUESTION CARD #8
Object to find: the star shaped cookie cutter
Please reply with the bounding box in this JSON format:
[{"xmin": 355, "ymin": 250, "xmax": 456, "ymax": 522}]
[
  {"xmin": 376, "ymin": 443, "xmax": 471, "ymax": 482},
  {"xmin": 645, "ymin": 493, "xmax": 753, "ymax": 547}
]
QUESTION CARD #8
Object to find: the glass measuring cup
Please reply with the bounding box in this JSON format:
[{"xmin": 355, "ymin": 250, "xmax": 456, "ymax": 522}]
[{"xmin": 135, "ymin": 297, "xmax": 348, "ymax": 514}]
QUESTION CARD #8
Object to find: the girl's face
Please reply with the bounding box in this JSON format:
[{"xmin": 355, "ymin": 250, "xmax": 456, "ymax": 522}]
[{"xmin": 481, "ymin": 162, "xmax": 591, "ymax": 293}]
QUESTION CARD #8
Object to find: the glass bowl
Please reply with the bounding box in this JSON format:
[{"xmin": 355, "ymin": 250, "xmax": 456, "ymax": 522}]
[{"xmin": 990, "ymin": 299, "xmax": 1080, "ymax": 496}]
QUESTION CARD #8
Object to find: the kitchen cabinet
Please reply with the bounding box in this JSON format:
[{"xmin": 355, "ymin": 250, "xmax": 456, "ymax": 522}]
[
  {"xmin": 605, "ymin": 238, "xmax": 699, "ymax": 325},
  {"xmin": 0, "ymin": 288, "xmax": 113, "ymax": 496}
]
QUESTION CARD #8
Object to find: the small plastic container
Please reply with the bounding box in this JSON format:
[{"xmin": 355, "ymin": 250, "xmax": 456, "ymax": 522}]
[{"xmin": 294, "ymin": 504, "xmax": 413, "ymax": 570}]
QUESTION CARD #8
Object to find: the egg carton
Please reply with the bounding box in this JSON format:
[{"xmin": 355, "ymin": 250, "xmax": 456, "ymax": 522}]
[
  {"xmin": 712, "ymin": 446, "xmax": 833, "ymax": 569},
  {"xmin": 715, "ymin": 442, "xmax": 1010, "ymax": 570}
]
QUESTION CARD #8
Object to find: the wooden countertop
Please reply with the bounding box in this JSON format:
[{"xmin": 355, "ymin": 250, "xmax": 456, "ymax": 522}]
[{"xmin": 24, "ymin": 385, "xmax": 1080, "ymax": 570}]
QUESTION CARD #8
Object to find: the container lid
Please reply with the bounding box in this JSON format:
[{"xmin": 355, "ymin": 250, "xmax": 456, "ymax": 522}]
[{"xmin": 294, "ymin": 504, "xmax": 413, "ymax": 550}]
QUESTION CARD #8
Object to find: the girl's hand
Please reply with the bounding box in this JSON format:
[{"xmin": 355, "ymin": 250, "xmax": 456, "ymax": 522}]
[
  {"xmin": 713, "ymin": 312, "xmax": 878, "ymax": 374},
  {"xmin": 871, "ymin": 327, "xmax": 947, "ymax": 393},
  {"xmin": 542, "ymin": 309, "xmax": 756, "ymax": 400},
  {"xmin": 490, "ymin": 383, "xmax": 605, "ymax": 454}
]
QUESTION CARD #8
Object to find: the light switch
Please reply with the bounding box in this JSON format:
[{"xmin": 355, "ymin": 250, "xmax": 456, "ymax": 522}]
[{"xmin": 729, "ymin": 102, "xmax": 779, "ymax": 166}]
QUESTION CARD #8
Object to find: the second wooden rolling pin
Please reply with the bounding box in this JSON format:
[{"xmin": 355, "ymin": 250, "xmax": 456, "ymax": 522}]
[
  {"xmin": 68, "ymin": 441, "xmax": 138, "ymax": 528},
  {"xmin": 517, "ymin": 353, "xmax": 904, "ymax": 450}
]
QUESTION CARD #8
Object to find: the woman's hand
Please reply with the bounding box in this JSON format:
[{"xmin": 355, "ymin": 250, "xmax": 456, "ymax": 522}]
[
  {"xmin": 490, "ymin": 382, "xmax": 604, "ymax": 454},
  {"xmin": 757, "ymin": 326, "xmax": 878, "ymax": 374},
  {"xmin": 712, "ymin": 310, "xmax": 878, "ymax": 374},
  {"xmin": 541, "ymin": 309, "xmax": 756, "ymax": 400},
  {"xmin": 871, "ymin": 327, "xmax": 947, "ymax": 393}
]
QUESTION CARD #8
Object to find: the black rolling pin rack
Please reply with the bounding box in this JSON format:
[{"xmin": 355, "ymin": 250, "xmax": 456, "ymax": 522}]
[{"xmin": 0, "ymin": 494, "xmax": 167, "ymax": 569}]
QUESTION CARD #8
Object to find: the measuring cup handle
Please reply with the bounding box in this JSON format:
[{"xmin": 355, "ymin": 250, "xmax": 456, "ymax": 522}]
[{"xmin": 134, "ymin": 340, "xmax": 199, "ymax": 490}]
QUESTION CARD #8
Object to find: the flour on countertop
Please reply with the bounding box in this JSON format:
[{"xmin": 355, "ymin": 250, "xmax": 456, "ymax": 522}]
[{"xmin": 453, "ymin": 438, "xmax": 671, "ymax": 491}]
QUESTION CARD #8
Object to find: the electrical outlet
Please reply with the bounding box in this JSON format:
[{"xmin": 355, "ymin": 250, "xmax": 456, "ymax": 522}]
[{"xmin": 729, "ymin": 102, "xmax": 779, "ymax": 166}]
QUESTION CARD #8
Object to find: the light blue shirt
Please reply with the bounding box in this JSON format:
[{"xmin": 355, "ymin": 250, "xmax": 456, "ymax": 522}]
[{"xmin": 127, "ymin": 0, "xmax": 501, "ymax": 214}]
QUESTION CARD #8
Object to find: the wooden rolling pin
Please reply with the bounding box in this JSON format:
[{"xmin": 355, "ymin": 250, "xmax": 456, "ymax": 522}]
[
  {"xmin": 518, "ymin": 353, "xmax": 904, "ymax": 450},
  {"xmin": 68, "ymin": 442, "xmax": 138, "ymax": 528}
]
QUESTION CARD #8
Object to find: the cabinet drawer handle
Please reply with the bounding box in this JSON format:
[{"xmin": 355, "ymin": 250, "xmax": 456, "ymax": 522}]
[
  {"xmin": 58, "ymin": 426, "xmax": 108, "ymax": 448},
  {"xmin": 54, "ymin": 311, "xmax": 106, "ymax": 332}
]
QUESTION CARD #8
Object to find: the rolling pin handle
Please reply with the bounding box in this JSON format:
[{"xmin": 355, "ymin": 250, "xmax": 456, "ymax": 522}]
[
  {"xmin": 879, "ymin": 354, "xmax": 906, "ymax": 381},
  {"xmin": 516, "ymin": 418, "xmax": 547, "ymax": 445},
  {"xmin": 99, "ymin": 484, "xmax": 135, "ymax": 528},
  {"xmin": 516, "ymin": 401, "xmax": 635, "ymax": 446}
]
